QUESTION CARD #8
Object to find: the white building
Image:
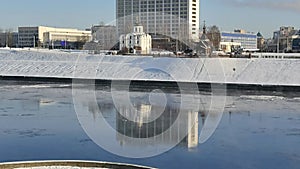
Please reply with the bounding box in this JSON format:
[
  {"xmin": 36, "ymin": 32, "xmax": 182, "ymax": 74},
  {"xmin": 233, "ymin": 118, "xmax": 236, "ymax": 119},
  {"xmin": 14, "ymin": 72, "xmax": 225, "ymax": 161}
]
[
  {"xmin": 221, "ymin": 29, "xmax": 257, "ymax": 51},
  {"xmin": 119, "ymin": 23, "xmax": 152, "ymax": 54},
  {"xmin": 18, "ymin": 26, "xmax": 91, "ymax": 48},
  {"xmin": 116, "ymin": 0, "xmax": 200, "ymax": 42},
  {"xmin": 220, "ymin": 42, "xmax": 241, "ymax": 53}
]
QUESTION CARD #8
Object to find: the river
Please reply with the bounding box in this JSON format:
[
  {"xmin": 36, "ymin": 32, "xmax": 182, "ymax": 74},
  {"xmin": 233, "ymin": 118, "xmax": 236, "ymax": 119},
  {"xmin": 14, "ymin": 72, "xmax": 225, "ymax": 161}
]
[{"xmin": 0, "ymin": 80, "xmax": 299, "ymax": 169}]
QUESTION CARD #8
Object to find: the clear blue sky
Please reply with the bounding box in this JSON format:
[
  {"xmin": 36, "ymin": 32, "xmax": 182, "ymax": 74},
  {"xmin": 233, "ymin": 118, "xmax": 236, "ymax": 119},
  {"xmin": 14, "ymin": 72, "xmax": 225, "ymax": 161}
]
[{"xmin": 1, "ymin": 0, "xmax": 299, "ymax": 38}]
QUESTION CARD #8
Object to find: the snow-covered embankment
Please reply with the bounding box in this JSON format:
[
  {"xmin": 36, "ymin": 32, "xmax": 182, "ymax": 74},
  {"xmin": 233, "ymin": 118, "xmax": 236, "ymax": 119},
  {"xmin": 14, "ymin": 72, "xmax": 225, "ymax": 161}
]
[{"xmin": 0, "ymin": 49, "xmax": 299, "ymax": 87}]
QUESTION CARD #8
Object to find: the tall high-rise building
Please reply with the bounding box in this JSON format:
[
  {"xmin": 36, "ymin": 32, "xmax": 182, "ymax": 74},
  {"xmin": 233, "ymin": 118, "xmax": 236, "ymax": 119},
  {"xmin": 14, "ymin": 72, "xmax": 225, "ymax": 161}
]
[{"xmin": 116, "ymin": 0, "xmax": 200, "ymax": 42}]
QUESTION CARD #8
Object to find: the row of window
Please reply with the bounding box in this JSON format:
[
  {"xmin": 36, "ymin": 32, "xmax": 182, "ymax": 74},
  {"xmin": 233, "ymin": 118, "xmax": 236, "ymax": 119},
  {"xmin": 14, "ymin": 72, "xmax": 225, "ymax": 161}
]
[
  {"xmin": 119, "ymin": 27, "xmax": 195, "ymax": 34},
  {"xmin": 140, "ymin": 16, "xmax": 183, "ymax": 19},
  {"xmin": 19, "ymin": 39, "xmax": 36, "ymax": 41},
  {"xmin": 118, "ymin": 13, "xmax": 189, "ymax": 20},
  {"xmin": 18, "ymin": 34, "xmax": 38, "ymax": 38},
  {"xmin": 19, "ymin": 32, "xmax": 38, "ymax": 35},
  {"xmin": 222, "ymin": 40, "xmax": 257, "ymax": 45},
  {"xmin": 119, "ymin": 7, "xmax": 190, "ymax": 12},
  {"xmin": 118, "ymin": 0, "xmax": 191, "ymax": 7},
  {"xmin": 222, "ymin": 38, "xmax": 257, "ymax": 43},
  {"xmin": 118, "ymin": 0, "xmax": 193, "ymax": 3},
  {"xmin": 118, "ymin": 0, "xmax": 197, "ymax": 7}
]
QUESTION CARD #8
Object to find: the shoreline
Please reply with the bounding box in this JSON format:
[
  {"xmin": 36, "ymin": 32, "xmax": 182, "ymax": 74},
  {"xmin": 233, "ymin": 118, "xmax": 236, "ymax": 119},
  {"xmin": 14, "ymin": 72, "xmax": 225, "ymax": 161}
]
[{"xmin": 1, "ymin": 75, "xmax": 300, "ymax": 92}]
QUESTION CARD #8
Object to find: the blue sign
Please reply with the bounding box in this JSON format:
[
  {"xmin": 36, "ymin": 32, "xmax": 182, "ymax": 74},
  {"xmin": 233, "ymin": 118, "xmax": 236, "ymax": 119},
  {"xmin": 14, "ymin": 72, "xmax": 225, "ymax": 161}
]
[{"xmin": 61, "ymin": 41, "xmax": 67, "ymax": 46}]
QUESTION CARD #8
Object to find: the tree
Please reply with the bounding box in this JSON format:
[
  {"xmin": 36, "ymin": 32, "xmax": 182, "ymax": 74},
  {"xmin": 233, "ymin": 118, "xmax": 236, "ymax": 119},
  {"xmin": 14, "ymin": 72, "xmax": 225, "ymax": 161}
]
[
  {"xmin": 206, "ymin": 25, "xmax": 221, "ymax": 50},
  {"xmin": 0, "ymin": 28, "xmax": 4, "ymax": 47},
  {"xmin": 99, "ymin": 21, "xmax": 106, "ymax": 26},
  {"xmin": 5, "ymin": 28, "xmax": 14, "ymax": 47},
  {"xmin": 75, "ymin": 35, "xmax": 90, "ymax": 50}
]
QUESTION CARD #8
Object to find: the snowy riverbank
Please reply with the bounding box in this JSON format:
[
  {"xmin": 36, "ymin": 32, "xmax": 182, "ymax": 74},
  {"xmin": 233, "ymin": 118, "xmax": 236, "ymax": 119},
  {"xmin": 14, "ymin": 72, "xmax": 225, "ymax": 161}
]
[{"xmin": 0, "ymin": 48, "xmax": 299, "ymax": 87}]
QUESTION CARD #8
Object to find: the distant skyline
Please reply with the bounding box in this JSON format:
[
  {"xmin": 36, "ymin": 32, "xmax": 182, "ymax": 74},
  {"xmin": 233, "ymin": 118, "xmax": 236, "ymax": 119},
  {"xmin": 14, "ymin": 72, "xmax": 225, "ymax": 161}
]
[{"xmin": 0, "ymin": 0, "xmax": 299, "ymax": 38}]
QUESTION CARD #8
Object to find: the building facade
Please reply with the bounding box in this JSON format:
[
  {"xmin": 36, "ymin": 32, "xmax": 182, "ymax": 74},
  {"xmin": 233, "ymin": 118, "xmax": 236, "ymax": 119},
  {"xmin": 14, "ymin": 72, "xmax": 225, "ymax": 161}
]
[
  {"xmin": 91, "ymin": 25, "xmax": 118, "ymax": 50},
  {"xmin": 18, "ymin": 26, "xmax": 39, "ymax": 48},
  {"xmin": 219, "ymin": 42, "xmax": 241, "ymax": 53},
  {"xmin": 221, "ymin": 29, "xmax": 257, "ymax": 51},
  {"xmin": 18, "ymin": 26, "xmax": 91, "ymax": 49},
  {"xmin": 292, "ymin": 30, "xmax": 300, "ymax": 52},
  {"xmin": 119, "ymin": 23, "xmax": 152, "ymax": 54},
  {"xmin": 0, "ymin": 32, "xmax": 18, "ymax": 48},
  {"xmin": 272, "ymin": 26, "xmax": 298, "ymax": 52},
  {"xmin": 257, "ymin": 32, "xmax": 265, "ymax": 51},
  {"xmin": 116, "ymin": 0, "xmax": 200, "ymax": 42},
  {"xmin": 0, "ymin": 33, "xmax": 6, "ymax": 47},
  {"xmin": 43, "ymin": 29, "xmax": 91, "ymax": 49}
]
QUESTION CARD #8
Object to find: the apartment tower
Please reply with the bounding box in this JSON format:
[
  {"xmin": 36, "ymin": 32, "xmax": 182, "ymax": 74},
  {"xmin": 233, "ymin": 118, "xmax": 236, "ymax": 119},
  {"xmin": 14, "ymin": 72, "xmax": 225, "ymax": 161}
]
[{"xmin": 116, "ymin": 0, "xmax": 200, "ymax": 42}]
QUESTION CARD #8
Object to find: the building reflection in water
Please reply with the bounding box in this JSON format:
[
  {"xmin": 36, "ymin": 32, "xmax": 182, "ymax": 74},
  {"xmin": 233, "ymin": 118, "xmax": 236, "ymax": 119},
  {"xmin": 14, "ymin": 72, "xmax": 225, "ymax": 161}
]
[
  {"xmin": 86, "ymin": 92, "xmax": 209, "ymax": 150},
  {"xmin": 116, "ymin": 104, "xmax": 201, "ymax": 150}
]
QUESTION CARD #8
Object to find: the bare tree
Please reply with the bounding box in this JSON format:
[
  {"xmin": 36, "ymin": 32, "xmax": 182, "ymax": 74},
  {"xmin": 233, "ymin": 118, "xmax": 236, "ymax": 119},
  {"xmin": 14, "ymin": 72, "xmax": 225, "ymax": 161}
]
[
  {"xmin": 4, "ymin": 28, "xmax": 14, "ymax": 47},
  {"xmin": 0, "ymin": 28, "xmax": 4, "ymax": 47},
  {"xmin": 75, "ymin": 35, "xmax": 91, "ymax": 50},
  {"xmin": 206, "ymin": 25, "xmax": 221, "ymax": 50},
  {"xmin": 99, "ymin": 21, "xmax": 105, "ymax": 26}
]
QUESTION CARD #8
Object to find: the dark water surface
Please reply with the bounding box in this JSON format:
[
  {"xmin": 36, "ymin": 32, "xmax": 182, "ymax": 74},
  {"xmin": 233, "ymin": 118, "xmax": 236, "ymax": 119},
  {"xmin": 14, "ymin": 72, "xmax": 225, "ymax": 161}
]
[{"xmin": 0, "ymin": 81, "xmax": 299, "ymax": 169}]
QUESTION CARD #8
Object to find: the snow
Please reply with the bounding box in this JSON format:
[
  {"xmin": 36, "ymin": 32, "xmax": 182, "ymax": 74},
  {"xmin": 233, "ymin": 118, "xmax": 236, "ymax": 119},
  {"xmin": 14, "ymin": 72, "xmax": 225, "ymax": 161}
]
[
  {"xmin": 0, "ymin": 48, "xmax": 299, "ymax": 86},
  {"xmin": 16, "ymin": 167, "xmax": 107, "ymax": 169},
  {"xmin": 239, "ymin": 95, "xmax": 285, "ymax": 101}
]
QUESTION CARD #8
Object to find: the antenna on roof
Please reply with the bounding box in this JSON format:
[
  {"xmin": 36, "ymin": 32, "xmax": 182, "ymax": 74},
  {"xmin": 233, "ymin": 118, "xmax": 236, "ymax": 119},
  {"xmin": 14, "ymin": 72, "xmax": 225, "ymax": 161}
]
[
  {"xmin": 203, "ymin": 20, "xmax": 206, "ymax": 34},
  {"xmin": 135, "ymin": 16, "xmax": 141, "ymax": 26}
]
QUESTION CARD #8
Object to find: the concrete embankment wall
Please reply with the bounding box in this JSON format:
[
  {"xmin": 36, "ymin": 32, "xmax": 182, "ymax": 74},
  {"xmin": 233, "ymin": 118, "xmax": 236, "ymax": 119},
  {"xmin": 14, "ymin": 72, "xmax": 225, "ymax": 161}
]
[{"xmin": 0, "ymin": 49, "xmax": 299, "ymax": 87}]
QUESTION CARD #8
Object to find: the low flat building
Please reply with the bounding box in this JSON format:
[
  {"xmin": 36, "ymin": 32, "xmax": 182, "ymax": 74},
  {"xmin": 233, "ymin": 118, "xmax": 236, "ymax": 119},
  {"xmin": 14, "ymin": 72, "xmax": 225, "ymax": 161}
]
[
  {"xmin": 18, "ymin": 26, "xmax": 91, "ymax": 49},
  {"xmin": 43, "ymin": 29, "xmax": 91, "ymax": 49}
]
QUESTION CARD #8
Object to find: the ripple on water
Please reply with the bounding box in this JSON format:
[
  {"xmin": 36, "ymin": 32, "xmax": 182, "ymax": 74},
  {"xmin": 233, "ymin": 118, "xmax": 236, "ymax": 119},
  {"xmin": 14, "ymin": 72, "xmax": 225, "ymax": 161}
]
[
  {"xmin": 3, "ymin": 129, "xmax": 55, "ymax": 138},
  {"xmin": 286, "ymin": 128, "xmax": 300, "ymax": 137},
  {"xmin": 57, "ymin": 102, "xmax": 72, "ymax": 105},
  {"xmin": 18, "ymin": 114, "xmax": 36, "ymax": 117},
  {"xmin": 8, "ymin": 98, "xmax": 29, "ymax": 101},
  {"xmin": 79, "ymin": 139, "xmax": 93, "ymax": 143}
]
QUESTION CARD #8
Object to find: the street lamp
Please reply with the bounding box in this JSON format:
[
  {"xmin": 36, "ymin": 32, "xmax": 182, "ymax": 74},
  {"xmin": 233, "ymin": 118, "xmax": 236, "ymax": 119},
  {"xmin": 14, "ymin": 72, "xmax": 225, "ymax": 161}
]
[
  {"xmin": 65, "ymin": 36, "xmax": 68, "ymax": 49},
  {"xmin": 33, "ymin": 35, "xmax": 36, "ymax": 48},
  {"xmin": 286, "ymin": 35, "xmax": 289, "ymax": 52},
  {"xmin": 277, "ymin": 36, "xmax": 280, "ymax": 53},
  {"xmin": 5, "ymin": 32, "xmax": 8, "ymax": 48}
]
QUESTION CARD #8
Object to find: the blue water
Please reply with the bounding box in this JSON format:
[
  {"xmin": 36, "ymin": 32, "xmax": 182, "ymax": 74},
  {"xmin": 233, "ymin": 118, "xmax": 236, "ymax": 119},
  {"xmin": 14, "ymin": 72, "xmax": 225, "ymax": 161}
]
[{"xmin": 0, "ymin": 81, "xmax": 299, "ymax": 169}]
